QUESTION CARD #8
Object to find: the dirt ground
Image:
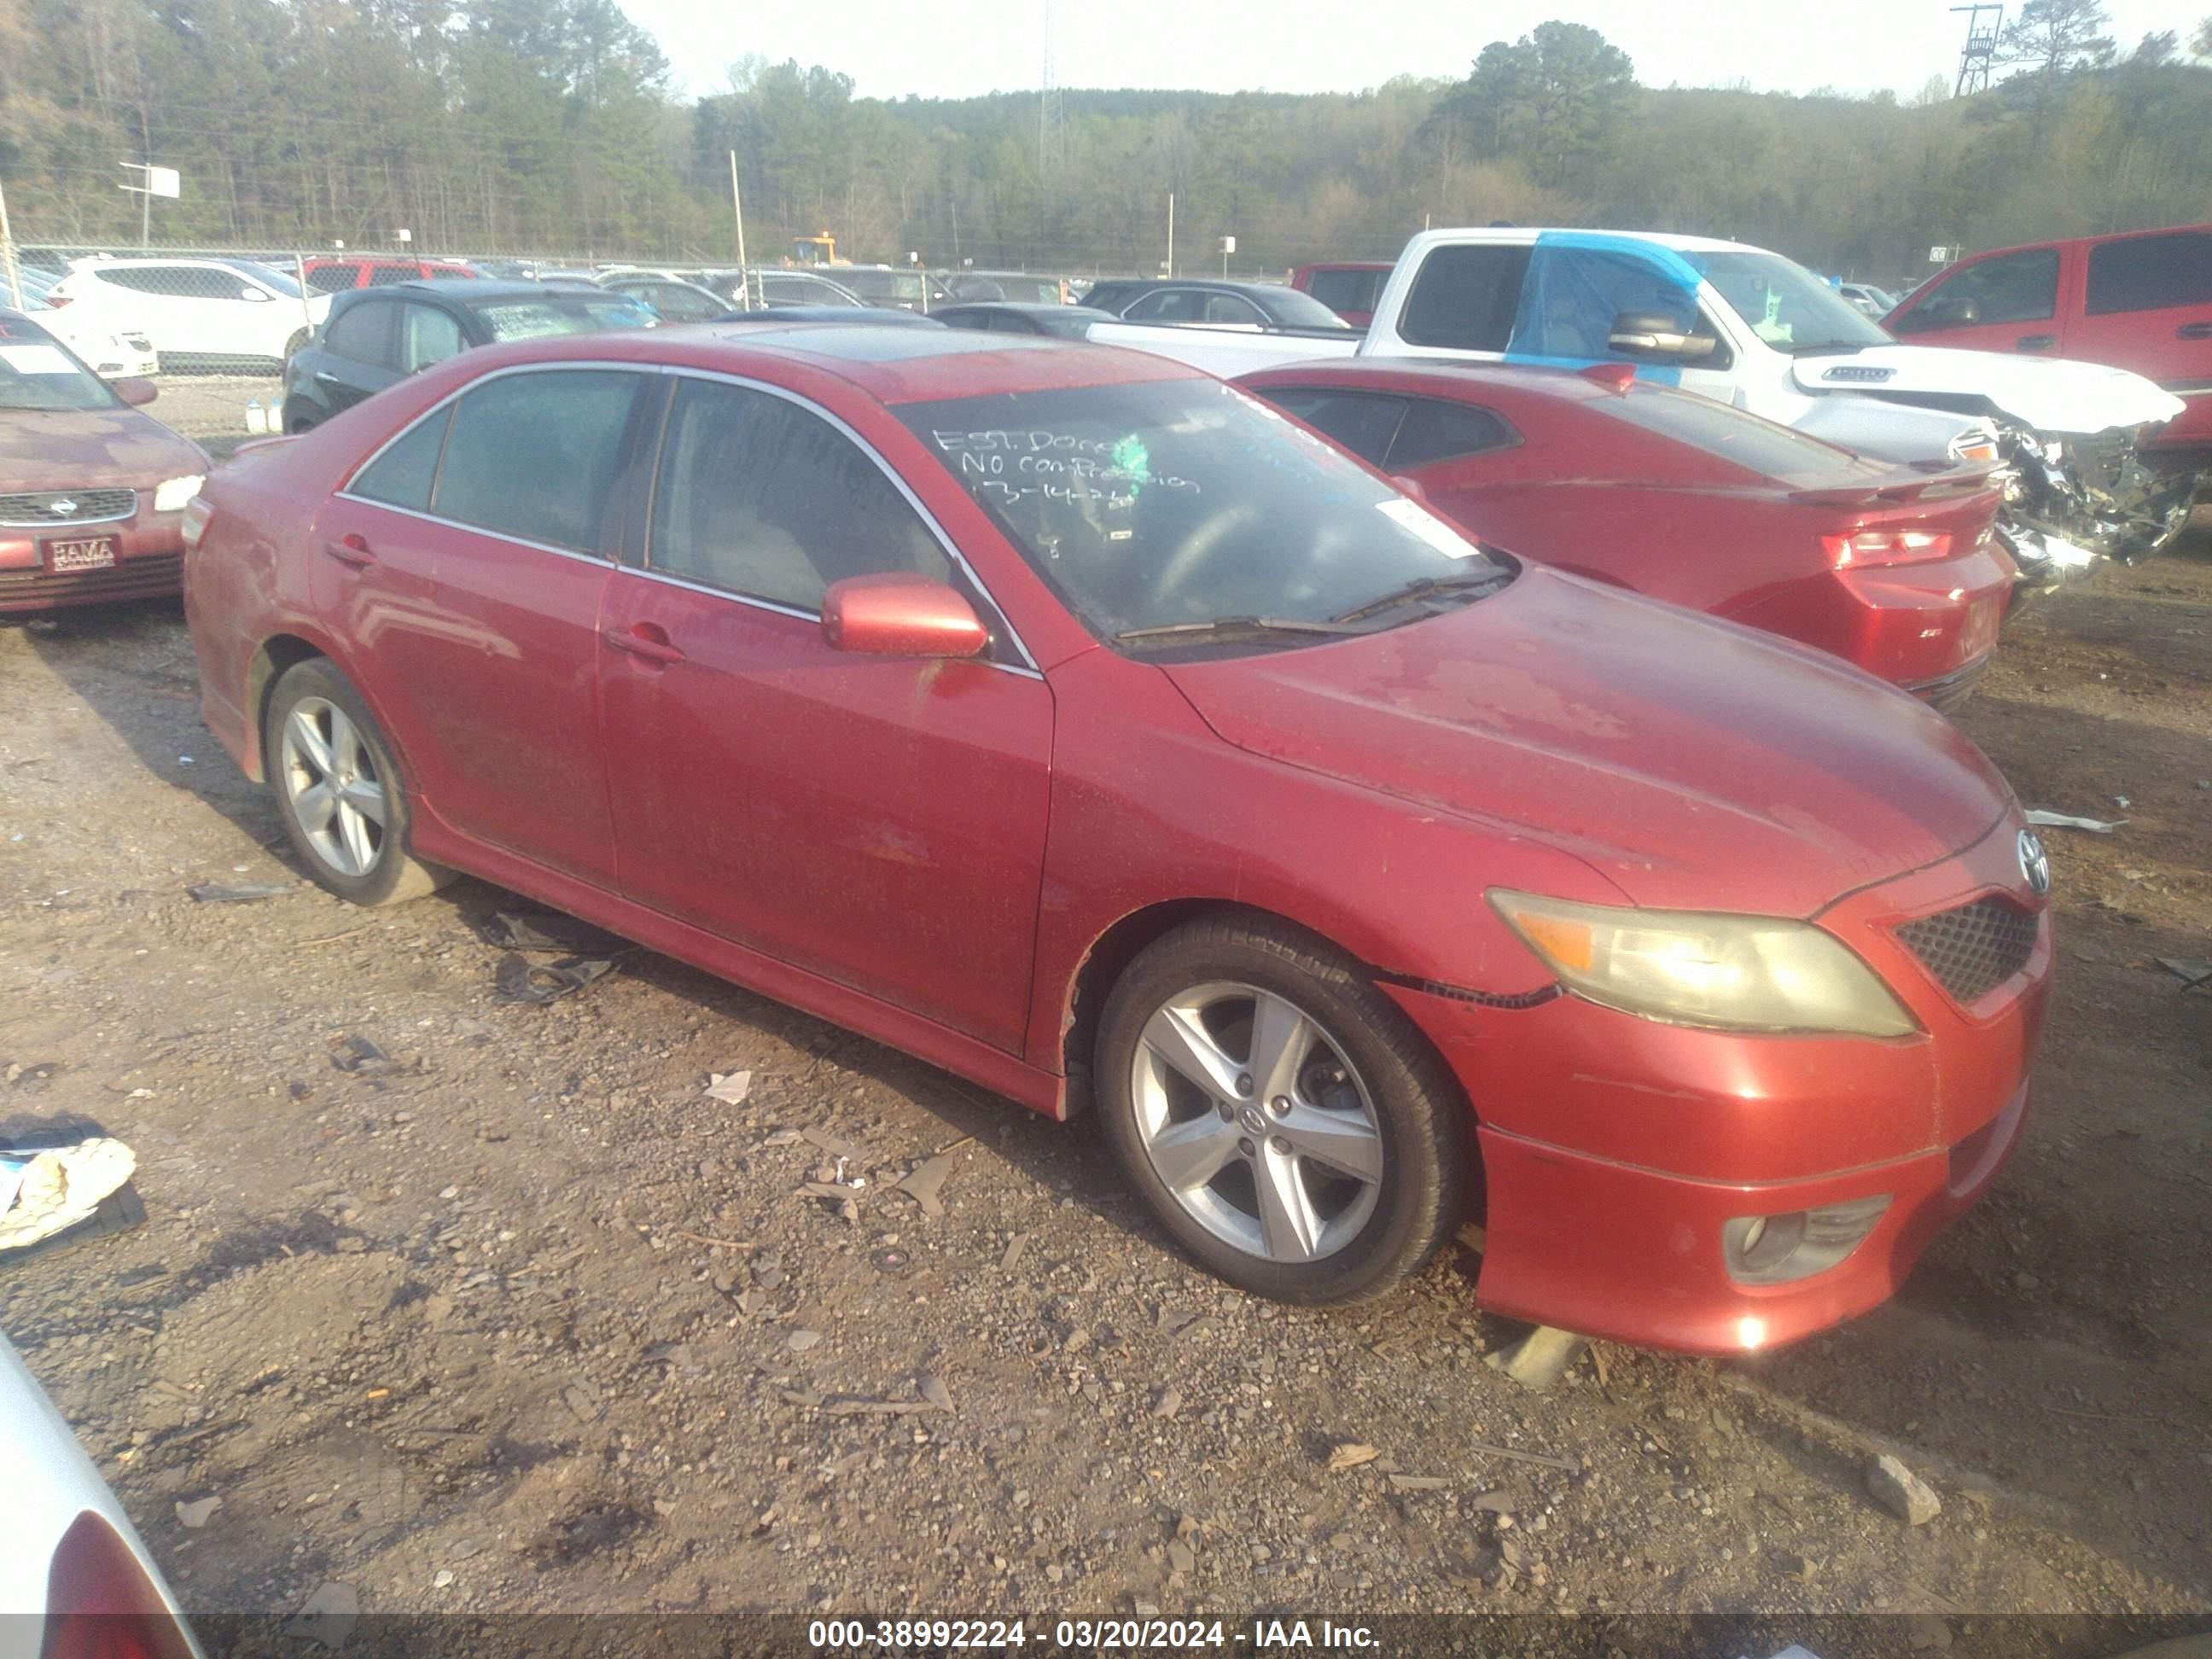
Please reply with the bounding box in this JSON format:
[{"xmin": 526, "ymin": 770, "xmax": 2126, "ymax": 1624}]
[{"xmin": 1, "ymin": 476, "xmax": 2208, "ymax": 1650}]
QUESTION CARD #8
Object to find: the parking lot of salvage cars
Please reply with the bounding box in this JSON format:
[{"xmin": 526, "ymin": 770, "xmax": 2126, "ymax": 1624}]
[{"xmin": 0, "ymin": 544, "xmax": 2208, "ymax": 1626}]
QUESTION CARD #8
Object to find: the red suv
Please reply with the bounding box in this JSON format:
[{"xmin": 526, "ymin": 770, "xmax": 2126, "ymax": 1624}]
[
  {"xmin": 181, "ymin": 327, "xmax": 2051, "ymax": 1353},
  {"xmin": 1884, "ymin": 224, "xmax": 2212, "ymax": 457},
  {"xmin": 300, "ymin": 257, "xmax": 479, "ymax": 295},
  {"xmin": 1289, "ymin": 262, "xmax": 1393, "ymax": 328}
]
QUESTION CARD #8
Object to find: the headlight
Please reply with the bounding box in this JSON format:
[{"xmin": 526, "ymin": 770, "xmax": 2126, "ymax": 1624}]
[
  {"xmin": 153, "ymin": 474, "xmax": 205, "ymax": 514},
  {"xmin": 1487, "ymin": 890, "xmax": 1918, "ymax": 1037}
]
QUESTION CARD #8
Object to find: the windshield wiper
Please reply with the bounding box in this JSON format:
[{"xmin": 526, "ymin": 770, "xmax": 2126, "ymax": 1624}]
[
  {"xmin": 1328, "ymin": 568, "xmax": 1511, "ymax": 625},
  {"xmin": 1113, "ymin": 615, "xmax": 1367, "ymax": 646},
  {"xmin": 1788, "ymin": 341, "xmax": 1868, "ymax": 358}
]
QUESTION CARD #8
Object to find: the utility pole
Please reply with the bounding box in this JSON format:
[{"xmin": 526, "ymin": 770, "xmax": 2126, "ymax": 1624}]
[
  {"xmin": 1167, "ymin": 193, "xmax": 1175, "ymax": 277},
  {"xmin": 0, "ymin": 175, "xmax": 21, "ymax": 309},
  {"xmin": 728, "ymin": 151, "xmax": 751, "ymax": 308}
]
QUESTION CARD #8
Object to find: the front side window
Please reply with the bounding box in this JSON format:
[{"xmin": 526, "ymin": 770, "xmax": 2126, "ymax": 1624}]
[
  {"xmin": 897, "ymin": 378, "xmax": 1512, "ymax": 652},
  {"xmin": 399, "ymin": 303, "xmax": 466, "ymax": 372},
  {"xmin": 2086, "ymin": 232, "xmax": 2212, "ymax": 316},
  {"xmin": 1126, "ymin": 289, "xmax": 1204, "ymax": 323},
  {"xmin": 1202, "ymin": 294, "xmax": 1266, "ymax": 326},
  {"xmin": 1916, "ymin": 249, "xmax": 2060, "ymax": 329},
  {"xmin": 649, "ymin": 378, "xmax": 949, "ymax": 612},
  {"xmin": 430, "ymin": 370, "xmax": 644, "ymax": 552}
]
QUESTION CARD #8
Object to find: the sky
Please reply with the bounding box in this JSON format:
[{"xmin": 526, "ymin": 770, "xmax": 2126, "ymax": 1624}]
[{"xmin": 624, "ymin": 0, "xmax": 2191, "ymax": 103}]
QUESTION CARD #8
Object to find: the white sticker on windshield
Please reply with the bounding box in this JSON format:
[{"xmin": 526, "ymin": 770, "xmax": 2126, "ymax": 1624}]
[
  {"xmin": 1377, "ymin": 496, "xmax": 1478, "ymax": 557},
  {"xmin": 0, "ymin": 344, "xmax": 79, "ymax": 375}
]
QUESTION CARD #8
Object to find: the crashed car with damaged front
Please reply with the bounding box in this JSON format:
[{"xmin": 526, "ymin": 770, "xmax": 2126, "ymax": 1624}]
[{"xmin": 1091, "ymin": 228, "xmax": 2201, "ymax": 592}]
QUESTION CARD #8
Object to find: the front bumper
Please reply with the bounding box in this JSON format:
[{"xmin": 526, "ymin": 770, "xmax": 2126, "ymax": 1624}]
[
  {"xmin": 1388, "ymin": 818, "xmax": 2050, "ymax": 1354},
  {"xmin": 0, "ymin": 513, "xmax": 188, "ymax": 613}
]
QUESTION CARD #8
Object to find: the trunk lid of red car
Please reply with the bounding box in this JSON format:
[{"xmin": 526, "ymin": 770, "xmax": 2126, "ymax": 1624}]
[{"xmin": 1161, "ymin": 565, "xmax": 2012, "ymax": 919}]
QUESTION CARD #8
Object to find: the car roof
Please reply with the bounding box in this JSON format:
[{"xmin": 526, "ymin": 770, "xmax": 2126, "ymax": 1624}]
[
  {"xmin": 1939, "ymin": 219, "xmax": 2212, "ymax": 259},
  {"xmin": 1396, "ymin": 226, "xmax": 1758, "ymax": 257},
  {"xmin": 1294, "ymin": 261, "xmax": 1393, "ymax": 272},
  {"xmin": 422, "ymin": 322, "xmax": 1200, "ymax": 405}
]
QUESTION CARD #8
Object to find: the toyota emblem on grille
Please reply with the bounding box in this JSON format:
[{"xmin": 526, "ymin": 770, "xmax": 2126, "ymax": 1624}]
[
  {"xmin": 48, "ymin": 498, "xmax": 76, "ymax": 517},
  {"xmin": 2017, "ymin": 830, "xmax": 2051, "ymax": 896}
]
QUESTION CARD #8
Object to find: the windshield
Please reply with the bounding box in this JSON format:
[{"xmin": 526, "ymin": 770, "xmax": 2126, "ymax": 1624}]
[
  {"xmin": 471, "ymin": 296, "xmax": 655, "ymax": 341},
  {"xmin": 896, "ymin": 378, "xmax": 1511, "ymax": 654},
  {"xmin": 1694, "ymin": 252, "xmax": 1890, "ymax": 354},
  {"xmin": 0, "ymin": 317, "xmax": 118, "ymax": 411},
  {"xmin": 1257, "ymin": 287, "xmax": 1354, "ymax": 329}
]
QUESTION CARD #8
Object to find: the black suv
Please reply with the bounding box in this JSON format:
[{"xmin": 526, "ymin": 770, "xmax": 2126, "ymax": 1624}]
[{"xmin": 280, "ymin": 281, "xmax": 655, "ymax": 432}]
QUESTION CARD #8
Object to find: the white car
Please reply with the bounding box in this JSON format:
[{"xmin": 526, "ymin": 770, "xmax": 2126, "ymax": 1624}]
[
  {"xmin": 0, "ymin": 1332, "xmax": 201, "ymax": 1654},
  {"xmin": 1840, "ymin": 281, "xmax": 1900, "ymax": 319},
  {"xmin": 45, "ymin": 257, "xmax": 329, "ymax": 371},
  {"xmin": 10, "ymin": 268, "xmax": 159, "ymax": 379}
]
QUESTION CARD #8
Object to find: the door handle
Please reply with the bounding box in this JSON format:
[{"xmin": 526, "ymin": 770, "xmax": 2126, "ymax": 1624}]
[
  {"xmin": 602, "ymin": 622, "xmax": 685, "ymax": 667},
  {"xmin": 2177, "ymin": 321, "xmax": 2212, "ymax": 341},
  {"xmin": 2014, "ymin": 334, "xmax": 2056, "ymax": 351},
  {"xmin": 322, "ymin": 533, "xmax": 374, "ymax": 568}
]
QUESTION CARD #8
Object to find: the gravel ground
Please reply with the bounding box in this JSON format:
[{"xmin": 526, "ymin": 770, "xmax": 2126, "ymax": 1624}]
[{"xmin": 0, "ymin": 527, "xmax": 2208, "ymax": 1652}]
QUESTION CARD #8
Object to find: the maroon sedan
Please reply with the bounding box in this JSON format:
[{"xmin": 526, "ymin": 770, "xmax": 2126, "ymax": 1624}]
[
  {"xmin": 1, "ymin": 311, "xmax": 208, "ymax": 613},
  {"xmin": 183, "ymin": 325, "xmax": 2049, "ymax": 1352},
  {"xmin": 1239, "ymin": 359, "xmax": 2012, "ymax": 707}
]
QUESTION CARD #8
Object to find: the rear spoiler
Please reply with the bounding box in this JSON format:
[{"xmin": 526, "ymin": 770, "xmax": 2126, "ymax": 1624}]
[{"xmin": 1787, "ymin": 465, "xmax": 1999, "ymax": 511}]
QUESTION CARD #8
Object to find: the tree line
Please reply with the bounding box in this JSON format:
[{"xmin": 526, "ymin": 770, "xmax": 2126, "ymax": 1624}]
[{"xmin": 2, "ymin": 0, "xmax": 2208, "ymax": 282}]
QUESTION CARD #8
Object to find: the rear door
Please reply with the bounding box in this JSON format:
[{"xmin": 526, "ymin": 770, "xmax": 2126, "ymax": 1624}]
[
  {"xmin": 311, "ymin": 365, "xmax": 652, "ymax": 886},
  {"xmin": 315, "ymin": 299, "xmax": 402, "ymax": 412},
  {"xmin": 1887, "ymin": 246, "xmax": 2065, "ymax": 356},
  {"xmin": 2064, "ymin": 229, "xmax": 2212, "ymax": 446},
  {"xmin": 597, "ymin": 372, "xmax": 1054, "ymax": 1051}
]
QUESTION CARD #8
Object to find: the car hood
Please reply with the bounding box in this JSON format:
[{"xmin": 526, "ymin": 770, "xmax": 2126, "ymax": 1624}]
[
  {"xmin": 0, "ymin": 407, "xmax": 207, "ymax": 493},
  {"xmin": 1161, "ymin": 567, "xmax": 2012, "ymax": 918},
  {"xmin": 1791, "ymin": 345, "xmax": 2186, "ymax": 435}
]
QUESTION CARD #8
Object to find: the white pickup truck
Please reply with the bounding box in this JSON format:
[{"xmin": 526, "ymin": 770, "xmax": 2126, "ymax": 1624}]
[{"xmin": 1091, "ymin": 228, "xmax": 2200, "ymax": 568}]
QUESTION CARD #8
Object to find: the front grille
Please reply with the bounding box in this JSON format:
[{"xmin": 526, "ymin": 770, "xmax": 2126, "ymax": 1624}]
[
  {"xmin": 0, "ymin": 552, "xmax": 182, "ymax": 610},
  {"xmin": 0, "ymin": 488, "xmax": 137, "ymax": 527},
  {"xmin": 1895, "ymin": 897, "xmax": 2040, "ymax": 1005}
]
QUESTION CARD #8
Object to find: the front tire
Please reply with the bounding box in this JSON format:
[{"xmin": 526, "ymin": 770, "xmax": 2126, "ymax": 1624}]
[
  {"xmin": 1095, "ymin": 914, "xmax": 1466, "ymax": 1305},
  {"xmin": 265, "ymin": 659, "xmax": 447, "ymax": 906}
]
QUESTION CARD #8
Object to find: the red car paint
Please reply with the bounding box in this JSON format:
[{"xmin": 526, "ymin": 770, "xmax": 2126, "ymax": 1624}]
[
  {"xmin": 182, "ymin": 326, "xmax": 2049, "ymax": 1353},
  {"xmin": 300, "ymin": 257, "xmax": 479, "ymax": 293},
  {"xmin": 1, "ymin": 311, "xmax": 209, "ymax": 613},
  {"xmin": 1237, "ymin": 358, "xmax": 2011, "ymax": 705},
  {"xmin": 1883, "ymin": 224, "xmax": 2212, "ymax": 457},
  {"xmin": 1288, "ymin": 263, "xmax": 1393, "ymax": 329}
]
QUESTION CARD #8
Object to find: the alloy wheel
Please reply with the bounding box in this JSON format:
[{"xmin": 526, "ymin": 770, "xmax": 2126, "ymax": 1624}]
[
  {"xmin": 1129, "ymin": 981, "xmax": 1384, "ymax": 1263},
  {"xmin": 279, "ymin": 696, "xmax": 387, "ymax": 879}
]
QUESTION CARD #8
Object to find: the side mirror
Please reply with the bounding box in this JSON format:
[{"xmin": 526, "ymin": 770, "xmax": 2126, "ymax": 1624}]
[
  {"xmin": 114, "ymin": 376, "xmax": 158, "ymax": 406},
  {"xmin": 1607, "ymin": 310, "xmax": 1718, "ymax": 360},
  {"xmin": 821, "ymin": 573, "xmax": 989, "ymax": 660}
]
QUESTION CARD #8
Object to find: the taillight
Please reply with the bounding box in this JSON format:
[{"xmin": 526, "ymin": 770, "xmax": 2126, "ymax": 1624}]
[
  {"xmin": 1823, "ymin": 528, "xmax": 1953, "ymax": 568},
  {"xmin": 44, "ymin": 293, "xmax": 73, "ymax": 309},
  {"xmin": 1953, "ymin": 439, "xmax": 1998, "ymax": 462},
  {"xmin": 40, "ymin": 1511, "xmax": 198, "ymax": 1659},
  {"xmin": 178, "ymin": 497, "xmax": 214, "ymax": 552}
]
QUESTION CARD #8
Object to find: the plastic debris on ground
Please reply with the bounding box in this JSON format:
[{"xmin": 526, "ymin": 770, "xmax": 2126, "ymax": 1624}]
[
  {"xmin": 705, "ymin": 1070, "xmax": 754, "ymax": 1106},
  {"xmin": 2026, "ymin": 809, "xmax": 2128, "ymax": 832},
  {"xmin": 493, "ymin": 952, "xmax": 614, "ymax": 1004},
  {"xmin": 187, "ymin": 881, "xmax": 294, "ymax": 903},
  {"xmin": 482, "ymin": 908, "xmax": 622, "ymax": 956},
  {"xmin": 2155, "ymin": 958, "xmax": 2212, "ymax": 992},
  {"xmin": 0, "ymin": 1132, "xmax": 138, "ymax": 1254}
]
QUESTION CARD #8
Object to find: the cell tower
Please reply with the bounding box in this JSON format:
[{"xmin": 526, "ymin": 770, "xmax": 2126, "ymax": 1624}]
[
  {"xmin": 1039, "ymin": 0, "xmax": 1064, "ymax": 174},
  {"xmin": 1952, "ymin": 3, "xmax": 2003, "ymax": 96}
]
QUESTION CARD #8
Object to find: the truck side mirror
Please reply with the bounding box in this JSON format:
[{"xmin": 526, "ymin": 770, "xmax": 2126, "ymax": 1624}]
[{"xmin": 1607, "ymin": 311, "xmax": 1718, "ymax": 360}]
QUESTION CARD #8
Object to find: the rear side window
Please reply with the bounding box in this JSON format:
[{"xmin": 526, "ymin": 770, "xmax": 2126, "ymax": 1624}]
[
  {"xmin": 1398, "ymin": 245, "xmax": 1534, "ymax": 352},
  {"xmin": 399, "ymin": 303, "xmax": 466, "ymax": 372},
  {"xmin": 431, "ymin": 370, "xmax": 644, "ymax": 552},
  {"xmin": 324, "ymin": 300, "xmax": 396, "ymax": 367},
  {"xmin": 351, "ymin": 406, "xmax": 452, "ymax": 510},
  {"xmin": 1601, "ymin": 387, "xmax": 1860, "ymax": 485},
  {"xmin": 1387, "ymin": 400, "xmax": 1516, "ymax": 469},
  {"xmin": 1934, "ymin": 249, "xmax": 2059, "ymax": 325},
  {"xmin": 649, "ymin": 378, "xmax": 949, "ymax": 613},
  {"xmin": 1260, "ymin": 387, "xmax": 1406, "ymax": 465},
  {"xmin": 2086, "ymin": 232, "xmax": 2212, "ymax": 316}
]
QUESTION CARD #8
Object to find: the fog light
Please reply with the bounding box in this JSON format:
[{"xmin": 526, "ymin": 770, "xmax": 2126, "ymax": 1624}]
[{"xmin": 1722, "ymin": 1196, "xmax": 1891, "ymax": 1285}]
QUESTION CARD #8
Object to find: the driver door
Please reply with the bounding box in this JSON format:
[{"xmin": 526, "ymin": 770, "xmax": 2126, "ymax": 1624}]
[{"xmin": 1501, "ymin": 233, "xmax": 1738, "ymax": 401}]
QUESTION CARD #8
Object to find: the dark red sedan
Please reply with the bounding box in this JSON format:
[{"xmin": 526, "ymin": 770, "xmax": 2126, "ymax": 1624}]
[
  {"xmin": 182, "ymin": 324, "xmax": 2051, "ymax": 1353},
  {"xmin": 2, "ymin": 310, "xmax": 209, "ymax": 613},
  {"xmin": 1238, "ymin": 359, "xmax": 2012, "ymax": 708}
]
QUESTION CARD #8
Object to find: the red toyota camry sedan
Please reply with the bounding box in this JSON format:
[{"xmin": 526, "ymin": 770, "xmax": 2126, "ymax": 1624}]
[
  {"xmin": 1238, "ymin": 359, "xmax": 2013, "ymax": 709},
  {"xmin": 182, "ymin": 324, "xmax": 2052, "ymax": 1353}
]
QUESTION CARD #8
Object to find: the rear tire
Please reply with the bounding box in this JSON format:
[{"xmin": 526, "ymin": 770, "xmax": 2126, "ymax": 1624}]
[
  {"xmin": 265, "ymin": 659, "xmax": 449, "ymax": 907},
  {"xmin": 1095, "ymin": 914, "xmax": 1466, "ymax": 1305}
]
